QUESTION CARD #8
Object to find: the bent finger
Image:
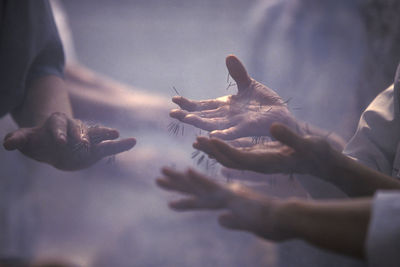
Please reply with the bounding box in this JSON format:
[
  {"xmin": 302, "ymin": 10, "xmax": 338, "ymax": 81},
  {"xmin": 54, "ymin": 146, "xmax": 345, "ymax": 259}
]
[
  {"xmin": 88, "ymin": 126, "xmax": 119, "ymax": 144},
  {"xmin": 169, "ymin": 198, "xmax": 205, "ymax": 210},
  {"xmin": 172, "ymin": 96, "xmax": 224, "ymax": 111},
  {"xmin": 3, "ymin": 130, "xmax": 28, "ymax": 151},
  {"xmin": 270, "ymin": 123, "xmax": 305, "ymax": 152},
  {"xmin": 47, "ymin": 112, "xmax": 68, "ymax": 145},
  {"xmin": 183, "ymin": 114, "xmax": 231, "ymax": 131},
  {"xmin": 210, "ymin": 125, "xmax": 243, "ymax": 140},
  {"xmin": 68, "ymin": 118, "xmax": 90, "ymax": 150}
]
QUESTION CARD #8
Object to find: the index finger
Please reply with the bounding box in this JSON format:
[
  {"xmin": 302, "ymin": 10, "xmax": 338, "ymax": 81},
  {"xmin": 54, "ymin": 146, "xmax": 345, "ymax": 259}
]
[
  {"xmin": 172, "ymin": 96, "xmax": 224, "ymax": 112},
  {"xmin": 92, "ymin": 138, "xmax": 136, "ymax": 159},
  {"xmin": 88, "ymin": 126, "xmax": 119, "ymax": 144}
]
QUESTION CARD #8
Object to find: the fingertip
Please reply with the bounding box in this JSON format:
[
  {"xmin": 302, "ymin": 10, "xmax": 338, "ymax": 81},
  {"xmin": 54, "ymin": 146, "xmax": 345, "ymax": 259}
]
[
  {"xmin": 172, "ymin": 96, "xmax": 182, "ymax": 103},
  {"xmin": 127, "ymin": 137, "xmax": 137, "ymax": 148},
  {"xmin": 56, "ymin": 133, "xmax": 67, "ymax": 146},
  {"xmin": 196, "ymin": 136, "xmax": 210, "ymax": 143},
  {"xmin": 225, "ymin": 55, "xmax": 251, "ymax": 90},
  {"xmin": 168, "ymin": 202, "xmax": 178, "ymax": 210},
  {"xmin": 3, "ymin": 139, "xmax": 14, "ymax": 150},
  {"xmin": 269, "ymin": 122, "xmax": 286, "ymax": 137},
  {"xmin": 192, "ymin": 141, "xmax": 199, "ymax": 149},
  {"xmin": 155, "ymin": 177, "xmax": 166, "ymax": 187},
  {"xmin": 169, "ymin": 201, "xmax": 183, "ymax": 210},
  {"xmin": 225, "ymin": 54, "xmax": 238, "ymax": 66},
  {"xmin": 3, "ymin": 132, "xmax": 24, "ymax": 151},
  {"xmin": 161, "ymin": 166, "xmax": 174, "ymax": 176},
  {"xmin": 169, "ymin": 109, "xmax": 187, "ymax": 120},
  {"xmin": 108, "ymin": 129, "xmax": 120, "ymax": 139}
]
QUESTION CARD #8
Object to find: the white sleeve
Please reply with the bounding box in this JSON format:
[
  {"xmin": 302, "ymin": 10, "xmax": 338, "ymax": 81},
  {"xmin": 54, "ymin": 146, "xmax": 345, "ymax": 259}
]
[
  {"xmin": 366, "ymin": 190, "xmax": 400, "ymax": 267},
  {"xmin": 343, "ymin": 84, "xmax": 400, "ymax": 175}
]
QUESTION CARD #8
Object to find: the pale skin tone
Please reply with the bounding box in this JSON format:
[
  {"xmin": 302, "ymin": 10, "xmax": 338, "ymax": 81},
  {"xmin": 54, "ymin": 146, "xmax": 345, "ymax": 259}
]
[
  {"xmin": 157, "ymin": 167, "xmax": 371, "ymax": 259},
  {"xmin": 3, "ymin": 75, "xmax": 136, "ymax": 171},
  {"xmin": 161, "ymin": 54, "xmax": 400, "ymax": 259},
  {"xmin": 64, "ymin": 63, "xmax": 173, "ymax": 130},
  {"xmin": 170, "ymin": 55, "xmax": 345, "ymax": 150}
]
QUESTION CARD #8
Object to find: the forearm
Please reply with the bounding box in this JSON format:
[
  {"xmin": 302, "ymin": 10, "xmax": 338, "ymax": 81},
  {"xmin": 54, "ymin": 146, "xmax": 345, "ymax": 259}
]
[
  {"xmin": 11, "ymin": 75, "xmax": 72, "ymax": 127},
  {"xmin": 277, "ymin": 198, "xmax": 372, "ymax": 258}
]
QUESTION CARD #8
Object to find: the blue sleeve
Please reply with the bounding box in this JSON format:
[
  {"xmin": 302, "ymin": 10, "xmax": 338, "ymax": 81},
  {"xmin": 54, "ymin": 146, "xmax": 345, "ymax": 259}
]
[{"xmin": 25, "ymin": 0, "xmax": 65, "ymax": 87}]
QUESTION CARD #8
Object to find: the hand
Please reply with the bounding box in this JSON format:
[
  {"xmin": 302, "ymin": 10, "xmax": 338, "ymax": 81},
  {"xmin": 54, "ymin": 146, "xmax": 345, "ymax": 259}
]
[
  {"xmin": 170, "ymin": 55, "xmax": 296, "ymax": 140},
  {"xmin": 157, "ymin": 167, "xmax": 292, "ymax": 241},
  {"xmin": 3, "ymin": 112, "xmax": 136, "ymax": 170},
  {"xmin": 193, "ymin": 123, "xmax": 338, "ymax": 178}
]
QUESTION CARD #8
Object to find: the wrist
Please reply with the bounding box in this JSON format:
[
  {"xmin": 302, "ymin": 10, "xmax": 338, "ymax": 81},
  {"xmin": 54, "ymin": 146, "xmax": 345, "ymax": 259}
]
[{"xmin": 274, "ymin": 198, "xmax": 309, "ymax": 240}]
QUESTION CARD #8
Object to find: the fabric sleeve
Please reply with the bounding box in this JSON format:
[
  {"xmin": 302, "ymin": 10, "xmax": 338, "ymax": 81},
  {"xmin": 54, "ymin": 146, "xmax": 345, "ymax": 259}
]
[
  {"xmin": 366, "ymin": 190, "xmax": 400, "ymax": 267},
  {"xmin": 25, "ymin": 0, "xmax": 65, "ymax": 87},
  {"xmin": 343, "ymin": 83, "xmax": 400, "ymax": 175}
]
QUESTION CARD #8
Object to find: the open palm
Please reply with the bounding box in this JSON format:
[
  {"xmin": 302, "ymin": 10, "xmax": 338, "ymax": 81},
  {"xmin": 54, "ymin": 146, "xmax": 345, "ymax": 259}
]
[{"xmin": 170, "ymin": 55, "xmax": 296, "ymax": 140}]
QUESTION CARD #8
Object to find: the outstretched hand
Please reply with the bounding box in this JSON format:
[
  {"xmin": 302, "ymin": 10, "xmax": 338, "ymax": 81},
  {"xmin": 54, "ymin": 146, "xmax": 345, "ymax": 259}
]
[
  {"xmin": 193, "ymin": 123, "xmax": 338, "ymax": 178},
  {"xmin": 157, "ymin": 167, "xmax": 291, "ymax": 241},
  {"xmin": 170, "ymin": 55, "xmax": 296, "ymax": 140},
  {"xmin": 3, "ymin": 112, "xmax": 136, "ymax": 170}
]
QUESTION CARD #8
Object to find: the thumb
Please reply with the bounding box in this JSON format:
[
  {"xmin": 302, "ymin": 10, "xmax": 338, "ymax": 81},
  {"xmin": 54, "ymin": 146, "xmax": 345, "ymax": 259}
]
[
  {"xmin": 3, "ymin": 130, "xmax": 28, "ymax": 151},
  {"xmin": 226, "ymin": 55, "xmax": 251, "ymax": 91},
  {"xmin": 269, "ymin": 123, "xmax": 305, "ymax": 152}
]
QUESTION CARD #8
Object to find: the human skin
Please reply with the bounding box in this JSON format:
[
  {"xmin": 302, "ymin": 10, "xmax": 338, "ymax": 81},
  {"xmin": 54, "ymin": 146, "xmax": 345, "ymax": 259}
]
[
  {"xmin": 64, "ymin": 63, "xmax": 173, "ymax": 130},
  {"xmin": 3, "ymin": 75, "xmax": 136, "ymax": 171},
  {"xmin": 170, "ymin": 55, "xmax": 345, "ymax": 150},
  {"xmin": 157, "ymin": 167, "xmax": 371, "ymax": 259},
  {"xmin": 193, "ymin": 123, "xmax": 400, "ymax": 197}
]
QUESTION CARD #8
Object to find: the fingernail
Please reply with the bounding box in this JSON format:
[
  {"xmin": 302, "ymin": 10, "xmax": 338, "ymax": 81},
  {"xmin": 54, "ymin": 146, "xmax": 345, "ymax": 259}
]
[{"xmin": 58, "ymin": 133, "xmax": 67, "ymax": 144}]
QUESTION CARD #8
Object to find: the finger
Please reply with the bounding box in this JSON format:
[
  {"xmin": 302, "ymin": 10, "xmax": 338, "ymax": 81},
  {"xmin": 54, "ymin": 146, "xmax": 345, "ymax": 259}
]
[
  {"xmin": 92, "ymin": 138, "xmax": 136, "ymax": 158},
  {"xmin": 226, "ymin": 137, "xmax": 255, "ymax": 148},
  {"xmin": 221, "ymin": 167, "xmax": 269, "ymax": 182},
  {"xmin": 218, "ymin": 212, "xmax": 245, "ymax": 230},
  {"xmin": 210, "ymin": 138, "xmax": 246, "ymax": 163},
  {"xmin": 47, "ymin": 112, "xmax": 68, "ymax": 145},
  {"xmin": 206, "ymin": 139, "xmax": 243, "ymax": 169},
  {"xmin": 226, "ymin": 55, "xmax": 251, "ymax": 91},
  {"xmin": 193, "ymin": 136, "xmax": 215, "ymax": 156},
  {"xmin": 161, "ymin": 167, "xmax": 186, "ymax": 180},
  {"xmin": 88, "ymin": 126, "xmax": 119, "ymax": 144},
  {"xmin": 161, "ymin": 167, "xmax": 203, "ymax": 194},
  {"xmin": 210, "ymin": 138, "xmax": 267, "ymax": 171},
  {"xmin": 270, "ymin": 123, "xmax": 305, "ymax": 152},
  {"xmin": 186, "ymin": 168, "xmax": 221, "ymax": 192},
  {"xmin": 169, "ymin": 109, "xmax": 189, "ymax": 121},
  {"xmin": 172, "ymin": 96, "xmax": 223, "ymax": 111},
  {"xmin": 182, "ymin": 114, "xmax": 232, "ymax": 131},
  {"xmin": 67, "ymin": 119, "xmax": 90, "ymax": 150},
  {"xmin": 210, "ymin": 125, "xmax": 243, "ymax": 140},
  {"xmin": 156, "ymin": 177, "xmax": 192, "ymax": 194},
  {"xmin": 3, "ymin": 131, "xmax": 28, "ymax": 151},
  {"xmin": 191, "ymin": 106, "xmax": 228, "ymax": 119},
  {"xmin": 169, "ymin": 197, "xmax": 210, "ymax": 210}
]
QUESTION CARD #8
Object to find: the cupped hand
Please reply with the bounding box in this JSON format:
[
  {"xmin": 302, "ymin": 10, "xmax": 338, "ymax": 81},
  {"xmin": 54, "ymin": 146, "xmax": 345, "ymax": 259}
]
[
  {"xmin": 157, "ymin": 167, "xmax": 291, "ymax": 241},
  {"xmin": 3, "ymin": 112, "xmax": 136, "ymax": 170},
  {"xmin": 170, "ymin": 55, "xmax": 296, "ymax": 140},
  {"xmin": 193, "ymin": 123, "xmax": 338, "ymax": 178}
]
